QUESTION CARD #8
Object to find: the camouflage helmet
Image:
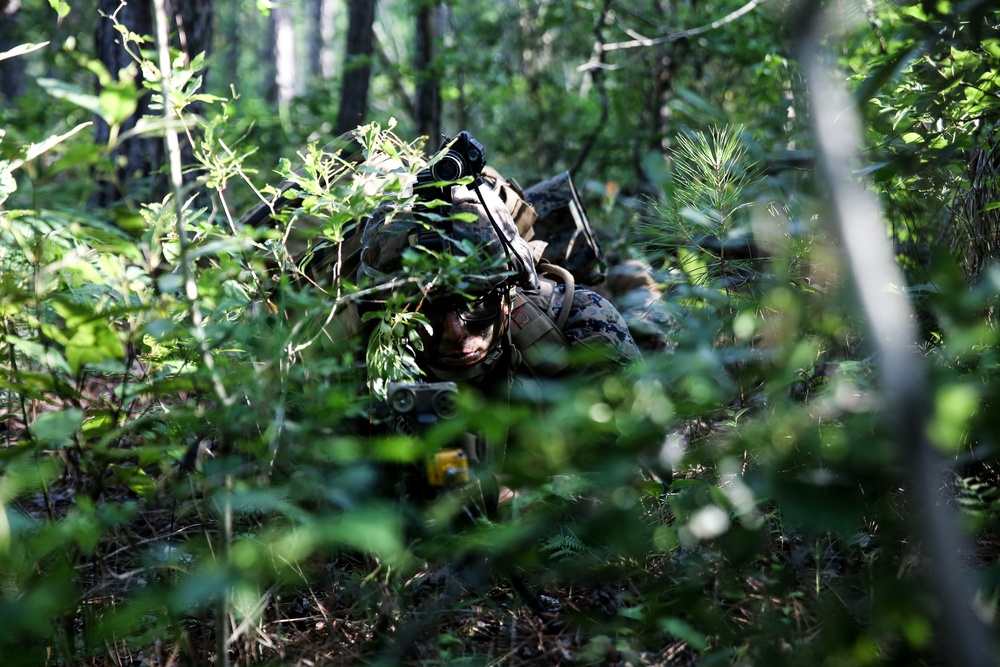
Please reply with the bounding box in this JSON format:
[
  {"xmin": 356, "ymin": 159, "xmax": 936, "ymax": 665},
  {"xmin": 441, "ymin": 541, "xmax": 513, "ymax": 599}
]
[{"xmin": 357, "ymin": 181, "xmax": 539, "ymax": 295}]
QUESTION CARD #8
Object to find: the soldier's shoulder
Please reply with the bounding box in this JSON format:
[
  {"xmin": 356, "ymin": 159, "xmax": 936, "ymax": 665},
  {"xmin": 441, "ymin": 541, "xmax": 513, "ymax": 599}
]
[{"xmin": 555, "ymin": 286, "xmax": 641, "ymax": 364}]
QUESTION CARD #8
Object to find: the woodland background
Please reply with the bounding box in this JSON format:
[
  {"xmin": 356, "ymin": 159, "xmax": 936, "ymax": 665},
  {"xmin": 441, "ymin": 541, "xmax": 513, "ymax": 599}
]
[{"xmin": 2, "ymin": 0, "xmax": 1000, "ymax": 665}]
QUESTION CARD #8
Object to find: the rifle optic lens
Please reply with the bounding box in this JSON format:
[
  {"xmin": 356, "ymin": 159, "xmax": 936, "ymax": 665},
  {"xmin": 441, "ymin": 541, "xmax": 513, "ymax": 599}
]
[{"xmin": 430, "ymin": 153, "xmax": 464, "ymax": 182}]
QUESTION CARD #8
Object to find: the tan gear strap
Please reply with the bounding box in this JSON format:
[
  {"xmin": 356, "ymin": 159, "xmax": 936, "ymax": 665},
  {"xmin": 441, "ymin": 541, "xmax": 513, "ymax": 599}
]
[
  {"xmin": 482, "ymin": 165, "xmax": 538, "ymax": 240},
  {"xmin": 536, "ymin": 260, "xmax": 575, "ymax": 331}
]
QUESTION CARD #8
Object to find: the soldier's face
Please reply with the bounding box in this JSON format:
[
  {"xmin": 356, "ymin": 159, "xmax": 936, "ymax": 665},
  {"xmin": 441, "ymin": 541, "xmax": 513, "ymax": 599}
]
[{"xmin": 419, "ymin": 291, "xmax": 507, "ymax": 368}]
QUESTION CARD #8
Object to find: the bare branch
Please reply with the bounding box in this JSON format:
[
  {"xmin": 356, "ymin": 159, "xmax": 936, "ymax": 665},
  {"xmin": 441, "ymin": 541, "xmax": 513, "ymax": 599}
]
[
  {"xmin": 598, "ymin": 0, "xmax": 772, "ymax": 54},
  {"xmin": 571, "ymin": 0, "xmax": 613, "ymax": 176}
]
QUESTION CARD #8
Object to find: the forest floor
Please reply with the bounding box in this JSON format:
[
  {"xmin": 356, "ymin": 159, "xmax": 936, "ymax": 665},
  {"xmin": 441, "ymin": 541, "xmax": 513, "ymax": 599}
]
[
  {"xmin": 14, "ymin": 459, "xmax": 712, "ymax": 666},
  {"xmin": 10, "ymin": 384, "xmax": 1000, "ymax": 666},
  {"xmin": 15, "ymin": 453, "xmax": 1000, "ymax": 666}
]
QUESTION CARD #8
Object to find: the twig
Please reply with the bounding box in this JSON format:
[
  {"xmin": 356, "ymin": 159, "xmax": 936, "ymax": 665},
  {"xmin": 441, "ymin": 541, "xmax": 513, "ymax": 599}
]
[
  {"xmin": 594, "ymin": 0, "xmax": 772, "ymax": 54},
  {"xmin": 149, "ymin": 5, "xmax": 235, "ymax": 667}
]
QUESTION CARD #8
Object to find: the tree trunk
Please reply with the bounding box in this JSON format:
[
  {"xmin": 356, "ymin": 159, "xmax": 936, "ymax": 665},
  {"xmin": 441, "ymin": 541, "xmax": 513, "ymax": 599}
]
[
  {"xmin": 90, "ymin": 0, "xmax": 216, "ymax": 209},
  {"xmin": 306, "ymin": 0, "xmax": 323, "ymax": 83},
  {"xmin": 271, "ymin": 3, "xmax": 297, "ymax": 106},
  {"xmin": 414, "ymin": 1, "xmax": 441, "ymax": 144},
  {"xmin": 263, "ymin": 8, "xmax": 278, "ymax": 104},
  {"xmin": 334, "ymin": 0, "xmax": 377, "ymax": 136},
  {"xmin": 172, "ymin": 0, "xmax": 215, "ymax": 83},
  {"xmin": 0, "ymin": 0, "xmax": 24, "ymax": 105},
  {"xmin": 321, "ymin": 0, "xmax": 336, "ymax": 79},
  {"xmin": 91, "ymin": 0, "xmax": 164, "ymax": 208},
  {"xmin": 90, "ymin": 0, "xmax": 214, "ymax": 207},
  {"xmin": 220, "ymin": 0, "xmax": 241, "ymax": 85}
]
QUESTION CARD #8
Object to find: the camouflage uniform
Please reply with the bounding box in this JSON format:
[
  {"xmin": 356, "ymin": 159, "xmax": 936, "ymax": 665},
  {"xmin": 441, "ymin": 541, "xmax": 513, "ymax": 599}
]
[
  {"xmin": 354, "ymin": 160, "xmax": 641, "ymax": 517},
  {"xmin": 521, "ymin": 171, "xmax": 607, "ymax": 286},
  {"xmin": 549, "ymin": 285, "xmax": 641, "ymax": 366},
  {"xmin": 596, "ymin": 259, "xmax": 674, "ymax": 352},
  {"xmin": 358, "ymin": 181, "xmax": 539, "ymax": 295}
]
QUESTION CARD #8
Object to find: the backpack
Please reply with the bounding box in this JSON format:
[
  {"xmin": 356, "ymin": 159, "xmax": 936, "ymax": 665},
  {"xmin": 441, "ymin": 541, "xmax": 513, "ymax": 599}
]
[{"xmin": 481, "ymin": 165, "xmax": 607, "ymax": 287}]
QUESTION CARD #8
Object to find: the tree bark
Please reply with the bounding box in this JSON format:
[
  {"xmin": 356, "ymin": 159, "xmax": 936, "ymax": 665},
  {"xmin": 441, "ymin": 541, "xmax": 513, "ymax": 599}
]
[
  {"xmin": 0, "ymin": 0, "xmax": 24, "ymax": 105},
  {"xmin": 172, "ymin": 0, "xmax": 215, "ymax": 84},
  {"xmin": 334, "ymin": 0, "xmax": 377, "ymax": 136},
  {"xmin": 306, "ymin": 0, "xmax": 323, "ymax": 83},
  {"xmin": 321, "ymin": 0, "xmax": 336, "ymax": 79},
  {"xmin": 91, "ymin": 0, "xmax": 163, "ymax": 208},
  {"xmin": 90, "ymin": 0, "xmax": 215, "ymax": 209},
  {"xmin": 413, "ymin": 1, "xmax": 441, "ymax": 144}
]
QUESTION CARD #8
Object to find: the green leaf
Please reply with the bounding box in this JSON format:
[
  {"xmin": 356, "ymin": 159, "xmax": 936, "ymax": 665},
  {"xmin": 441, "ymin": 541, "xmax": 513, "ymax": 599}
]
[
  {"xmin": 658, "ymin": 618, "xmax": 708, "ymax": 651},
  {"xmin": 854, "ymin": 45, "xmax": 922, "ymax": 103},
  {"xmin": 98, "ymin": 81, "xmax": 139, "ymax": 126},
  {"xmin": 49, "ymin": 298, "xmax": 126, "ymax": 373},
  {"xmin": 30, "ymin": 408, "xmax": 84, "ymax": 447},
  {"xmin": 47, "ymin": 0, "xmax": 70, "ymax": 19},
  {"xmin": 900, "ymin": 4, "xmax": 930, "ymax": 20},
  {"xmin": 37, "ymin": 78, "xmax": 104, "ymax": 117},
  {"xmin": 5, "ymin": 335, "xmax": 73, "ymax": 375},
  {"xmin": 113, "ymin": 467, "xmax": 157, "ymax": 500},
  {"xmin": 64, "ymin": 320, "xmax": 126, "ymax": 373},
  {"xmin": 2, "ymin": 121, "xmax": 92, "ymax": 174},
  {"xmin": 81, "ymin": 410, "xmax": 118, "ymax": 439}
]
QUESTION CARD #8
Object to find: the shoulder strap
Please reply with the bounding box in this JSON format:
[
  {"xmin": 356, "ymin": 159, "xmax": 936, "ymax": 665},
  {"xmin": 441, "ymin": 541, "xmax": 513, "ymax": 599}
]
[
  {"xmin": 536, "ymin": 260, "xmax": 575, "ymax": 331},
  {"xmin": 508, "ymin": 261, "xmax": 577, "ymax": 377},
  {"xmin": 482, "ymin": 165, "xmax": 538, "ymax": 240}
]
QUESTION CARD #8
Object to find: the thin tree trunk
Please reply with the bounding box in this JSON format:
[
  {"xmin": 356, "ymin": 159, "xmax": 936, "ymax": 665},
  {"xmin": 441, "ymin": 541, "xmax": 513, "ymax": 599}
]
[
  {"xmin": 0, "ymin": 0, "xmax": 24, "ymax": 105},
  {"xmin": 414, "ymin": 1, "xmax": 442, "ymax": 144},
  {"xmin": 321, "ymin": 0, "xmax": 336, "ymax": 79},
  {"xmin": 90, "ymin": 0, "xmax": 215, "ymax": 209},
  {"xmin": 307, "ymin": 0, "xmax": 323, "ymax": 82},
  {"xmin": 272, "ymin": 2, "xmax": 296, "ymax": 106},
  {"xmin": 221, "ymin": 0, "xmax": 241, "ymax": 82},
  {"xmin": 334, "ymin": 0, "xmax": 377, "ymax": 135},
  {"xmin": 263, "ymin": 7, "xmax": 278, "ymax": 104},
  {"xmin": 91, "ymin": 0, "xmax": 164, "ymax": 208}
]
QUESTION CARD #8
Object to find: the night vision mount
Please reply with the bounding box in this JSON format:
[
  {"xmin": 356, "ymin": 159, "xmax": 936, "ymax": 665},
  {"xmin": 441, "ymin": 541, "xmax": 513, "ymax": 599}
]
[
  {"xmin": 421, "ymin": 131, "xmax": 486, "ymax": 187},
  {"xmin": 413, "ymin": 131, "xmax": 487, "ymax": 231}
]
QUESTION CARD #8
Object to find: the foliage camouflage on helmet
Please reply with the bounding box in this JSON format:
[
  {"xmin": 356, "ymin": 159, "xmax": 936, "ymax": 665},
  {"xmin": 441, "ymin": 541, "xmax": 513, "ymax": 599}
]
[{"xmin": 357, "ymin": 182, "xmax": 540, "ymax": 295}]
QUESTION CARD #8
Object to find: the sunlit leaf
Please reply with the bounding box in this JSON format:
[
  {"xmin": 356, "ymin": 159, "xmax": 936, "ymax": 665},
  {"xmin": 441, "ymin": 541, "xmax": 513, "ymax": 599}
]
[
  {"xmin": 47, "ymin": 0, "xmax": 70, "ymax": 19},
  {"xmin": 99, "ymin": 81, "xmax": 139, "ymax": 126},
  {"xmin": 37, "ymin": 78, "xmax": 104, "ymax": 117},
  {"xmin": 30, "ymin": 408, "xmax": 84, "ymax": 447},
  {"xmin": 0, "ymin": 42, "xmax": 49, "ymax": 62}
]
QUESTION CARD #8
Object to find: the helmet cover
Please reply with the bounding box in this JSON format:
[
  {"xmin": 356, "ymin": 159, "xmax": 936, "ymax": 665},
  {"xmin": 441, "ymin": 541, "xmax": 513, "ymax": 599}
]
[{"xmin": 357, "ymin": 182, "xmax": 539, "ymax": 297}]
